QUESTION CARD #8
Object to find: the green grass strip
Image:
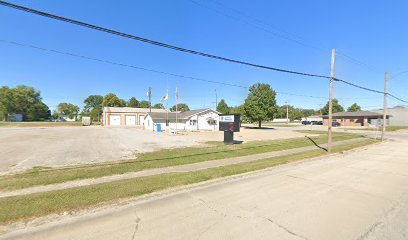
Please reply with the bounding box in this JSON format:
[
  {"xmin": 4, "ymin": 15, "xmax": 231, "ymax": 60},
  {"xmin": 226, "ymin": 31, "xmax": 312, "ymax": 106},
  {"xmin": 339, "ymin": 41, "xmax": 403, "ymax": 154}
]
[
  {"xmin": 0, "ymin": 139, "xmax": 375, "ymax": 225},
  {"xmin": 0, "ymin": 133, "xmax": 360, "ymax": 191}
]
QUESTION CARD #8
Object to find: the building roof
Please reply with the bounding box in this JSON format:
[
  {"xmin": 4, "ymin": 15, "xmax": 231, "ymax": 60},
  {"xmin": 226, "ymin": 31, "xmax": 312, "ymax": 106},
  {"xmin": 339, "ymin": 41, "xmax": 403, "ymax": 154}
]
[
  {"xmin": 103, "ymin": 107, "xmax": 168, "ymax": 113},
  {"xmin": 322, "ymin": 111, "xmax": 388, "ymax": 118},
  {"xmin": 146, "ymin": 109, "xmax": 219, "ymax": 122}
]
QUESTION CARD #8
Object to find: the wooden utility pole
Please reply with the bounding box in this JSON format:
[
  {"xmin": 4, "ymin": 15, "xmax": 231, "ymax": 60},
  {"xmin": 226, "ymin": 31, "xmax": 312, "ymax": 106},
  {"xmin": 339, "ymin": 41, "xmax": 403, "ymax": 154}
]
[
  {"xmin": 381, "ymin": 72, "xmax": 389, "ymax": 141},
  {"xmin": 148, "ymin": 87, "xmax": 152, "ymax": 113},
  {"xmin": 285, "ymin": 101, "xmax": 289, "ymax": 124},
  {"xmin": 215, "ymin": 89, "xmax": 218, "ymax": 111},
  {"xmin": 327, "ymin": 49, "xmax": 336, "ymax": 153}
]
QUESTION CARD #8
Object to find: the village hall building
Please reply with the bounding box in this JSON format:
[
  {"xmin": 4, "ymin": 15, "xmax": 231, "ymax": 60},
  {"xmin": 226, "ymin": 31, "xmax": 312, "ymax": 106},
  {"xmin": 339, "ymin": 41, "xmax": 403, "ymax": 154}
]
[
  {"xmin": 143, "ymin": 109, "xmax": 220, "ymax": 132},
  {"xmin": 102, "ymin": 107, "xmax": 168, "ymax": 126},
  {"xmin": 322, "ymin": 111, "xmax": 391, "ymax": 127}
]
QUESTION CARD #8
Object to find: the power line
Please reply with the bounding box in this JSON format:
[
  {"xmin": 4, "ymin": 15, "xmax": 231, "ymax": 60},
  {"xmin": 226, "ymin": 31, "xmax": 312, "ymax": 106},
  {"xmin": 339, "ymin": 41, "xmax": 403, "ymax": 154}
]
[
  {"xmin": 1, "ymin": 38, "xmax": 374, "ymax": 102},
  {"xmin": 0, "ymin": 1, "xmax": 406, "ymax": 103},
  {"xmin": 0, "ymin": 0, "xmax": 330, "ymax": 79},
  {"xmin": 194, "ymin": 0, "xmax": 381, "ymax": 73}
]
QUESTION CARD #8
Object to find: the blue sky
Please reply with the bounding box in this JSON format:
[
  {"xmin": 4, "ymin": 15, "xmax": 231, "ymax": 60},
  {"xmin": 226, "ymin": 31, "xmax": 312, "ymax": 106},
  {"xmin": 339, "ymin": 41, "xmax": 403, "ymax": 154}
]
[{"xmin": 0, "ymin": 0, "xmax": 407, "ymax": 111}]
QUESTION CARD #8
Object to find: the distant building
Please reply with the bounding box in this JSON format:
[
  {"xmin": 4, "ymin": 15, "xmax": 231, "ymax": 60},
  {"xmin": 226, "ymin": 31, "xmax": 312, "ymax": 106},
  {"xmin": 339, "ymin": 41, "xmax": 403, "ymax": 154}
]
[
  {"xmin": 322, "ymin": 111, "xmax": 390, "ymax": 127},
  {"xmin": 9, "ymin": 113, "xmax": 23, "ymax": 122},
  {"xmin": 144, "ymin": 109, "xmax": 219, "ymax": 132},
  {"xmin": 301, "ymin": 115, "xmax": 323, "ymax": 122},
  {"xmin": 102, "ymin": 107, "xmax": 168, "ymax": 126},
  {"xmin": 371, "ymin": 106, "xmax": 408, "ymax": 126}
]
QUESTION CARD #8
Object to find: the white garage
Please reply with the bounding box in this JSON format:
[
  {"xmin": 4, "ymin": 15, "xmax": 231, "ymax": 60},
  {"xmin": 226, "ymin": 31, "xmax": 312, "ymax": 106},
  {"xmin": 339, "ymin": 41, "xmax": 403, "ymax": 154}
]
[
  {"xmin": 103, "ymin": 107, "xmax": 169, "ymax": 127},
  {"xmin": 109, "ymin": 115, "xmax": 121, "ymax": 126},
  {"xmin": 125, "ymin": 115, "xmax": 136, "ymax": 126}
]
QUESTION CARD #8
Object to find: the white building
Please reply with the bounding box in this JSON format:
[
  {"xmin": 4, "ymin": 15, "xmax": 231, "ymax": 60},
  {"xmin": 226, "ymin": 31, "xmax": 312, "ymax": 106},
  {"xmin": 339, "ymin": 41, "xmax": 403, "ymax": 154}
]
[
  {"xmin": 102, "ymin": 107, "xmax": 168, "ymax": 126},
  {"xmin": 144, "ymin": 109, "xmax": 220, "ymax": 132},
  {"xmin": 371, "ymin": 106, "xmax": 408, "ymax": 126}
]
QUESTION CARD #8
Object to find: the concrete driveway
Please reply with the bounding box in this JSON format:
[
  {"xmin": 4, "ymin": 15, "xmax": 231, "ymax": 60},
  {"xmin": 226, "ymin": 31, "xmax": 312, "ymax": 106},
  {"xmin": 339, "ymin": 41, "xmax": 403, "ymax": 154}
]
[
  {"xmin": 3, "ymin": 138, "xmax": 408, "ymax": 240},
  {"xmin": 0, "ymin": 126, "xmax": 199, "ymax": 174}
]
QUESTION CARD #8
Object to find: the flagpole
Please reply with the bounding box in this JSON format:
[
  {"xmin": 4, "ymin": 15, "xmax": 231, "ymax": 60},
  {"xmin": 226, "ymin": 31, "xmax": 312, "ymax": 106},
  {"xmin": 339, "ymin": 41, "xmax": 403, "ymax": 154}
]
[
  {"xmin": 175, "ymin": 87, "xmax": 178, "ymax": 134},
  {"xmin": 166, "ymin": 89, "xmax": 169, "ymax": 133}
]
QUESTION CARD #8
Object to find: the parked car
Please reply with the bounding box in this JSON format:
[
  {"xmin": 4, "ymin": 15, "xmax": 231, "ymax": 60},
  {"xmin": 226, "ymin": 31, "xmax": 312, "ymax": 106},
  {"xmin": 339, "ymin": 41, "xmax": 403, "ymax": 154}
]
[{"xmin": 332, "ymin": 121, "xmax": 341, "ymax": 127}]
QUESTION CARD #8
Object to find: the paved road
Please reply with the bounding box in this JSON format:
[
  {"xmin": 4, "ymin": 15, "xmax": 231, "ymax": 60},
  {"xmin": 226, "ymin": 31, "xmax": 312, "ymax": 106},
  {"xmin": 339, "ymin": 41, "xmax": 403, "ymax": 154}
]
[{"xmin": 2, "ymin": 139, "xmax": 408, "ymax": 240}]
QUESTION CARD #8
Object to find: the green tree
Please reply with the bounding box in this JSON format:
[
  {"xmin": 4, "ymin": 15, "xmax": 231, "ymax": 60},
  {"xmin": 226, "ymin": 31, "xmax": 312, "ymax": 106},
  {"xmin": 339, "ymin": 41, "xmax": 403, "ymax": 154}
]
[
  {"xmin": 243, "ymin": 83, "xmax": 277, "ymax": 127},
  {"xmin": 102, "ymin": 93, "xmax": 126, "ymax": 107},
  {"xmin": 127, "ymin": 97, "xmax": 139, "ymax": 108},
  {"xmin": 0, "ymin": 85, "xmax": 51, "ymax": 121},
  {"xmin": 322, "ymin": 99, "xmax": 344, "ymax": 115},
  {"xmin": 216, "ymin": 99, "xmax": 230, "ymax": 114},
  {"xmin": 170, "ymin": 103, "xmax": 190, "ymax": 112},
  {"xmin": 139, "ymin": 100, "xmax": 150, "ymax": 108},
  {"xmin": 82, "ymin": 95, "xmax": 103, "ymax": 121},
  {"xmin": 347, "ymin": 103, "xmax": 362, "ymax": 112},
  {"xmin": 57, "ymin": 103, "xmax": 80, "ymax": 120},
  {"xmin": 152, "ymin": 103, "xmax": 165, "ymax": 109}
]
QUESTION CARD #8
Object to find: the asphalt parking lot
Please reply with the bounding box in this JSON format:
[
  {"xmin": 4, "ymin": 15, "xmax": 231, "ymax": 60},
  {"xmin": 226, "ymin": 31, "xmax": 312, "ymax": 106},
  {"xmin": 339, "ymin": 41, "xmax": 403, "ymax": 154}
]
[{"xmin": 0, "ymin": 126, "xmax": 199, "ymax": 174}]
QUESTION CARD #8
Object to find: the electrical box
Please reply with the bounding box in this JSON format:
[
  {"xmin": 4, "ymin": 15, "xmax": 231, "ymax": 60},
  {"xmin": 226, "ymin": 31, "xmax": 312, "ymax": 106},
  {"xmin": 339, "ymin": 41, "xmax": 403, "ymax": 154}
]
[{"xmin": 219, "ymin": 114, "xmax": 240, "ymax": 132}]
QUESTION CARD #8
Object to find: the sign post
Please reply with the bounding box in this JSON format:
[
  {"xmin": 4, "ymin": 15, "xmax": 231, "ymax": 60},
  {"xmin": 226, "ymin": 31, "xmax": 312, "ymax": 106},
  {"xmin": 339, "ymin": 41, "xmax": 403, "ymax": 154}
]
[{"xmin": 219, "ymin": 114, "xmax": 240, "ymax": 144}]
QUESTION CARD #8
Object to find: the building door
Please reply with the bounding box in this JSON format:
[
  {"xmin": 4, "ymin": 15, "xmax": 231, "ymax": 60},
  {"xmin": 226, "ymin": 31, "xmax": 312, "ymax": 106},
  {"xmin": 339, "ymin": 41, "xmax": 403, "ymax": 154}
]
[
  {"xmin": 139, "ymin": 115, "xmax": 145, "ymax": 125},
  {"xmin": 109, "ymin": 115, "xmax": 121, "ymax": 126},
  {"xmin": 125, "ymin": 115, "xmax": 136, "ymax": 126}
]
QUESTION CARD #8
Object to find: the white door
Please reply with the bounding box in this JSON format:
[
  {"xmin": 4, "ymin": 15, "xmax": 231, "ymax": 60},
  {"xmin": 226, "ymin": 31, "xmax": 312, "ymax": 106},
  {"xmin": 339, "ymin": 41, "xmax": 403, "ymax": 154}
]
[
  {"xmin": 109, "ymin": 115, "xmax": 121, "ymax": 126},
  {"xmin": 139, "ymin": 115, "xmax": 145, "ymax": 125},
  {"xmin": 125, "ymin": 115, "xmax": 136, "ymax": 126}
]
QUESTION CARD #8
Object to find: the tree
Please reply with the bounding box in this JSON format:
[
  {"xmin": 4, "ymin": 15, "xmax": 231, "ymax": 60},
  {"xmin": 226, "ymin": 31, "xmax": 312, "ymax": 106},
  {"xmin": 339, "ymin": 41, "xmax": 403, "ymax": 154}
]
[
  {"xmin": 243, "ymin": 83, "xmax": 277, "ymax": 127},
  {"xmin": 322, "ymin": 99, "xmax": 344, "ymax": 115},
  {"xmin": 127, "ymin": 97, "xmax": 139, "ymax": 108},
  {"xmin": 216, "ymin": 99, "xmax": 230, "ymax": 114},
  {"xmin": 82, "ymin": 95, "xmax": 103, "ymax": 121},
  {"xmin": 139, "ymin": 100, "xmax": 150, "ymax": 108},
  {"xmin": 152, "ymin": 103, "xmax": 165, "ymax": 109},
  {"xmin": 102, "ymin": 93, "xmax": 126, "ymax": 107},
  {"xmin": 347, "ymin": 103, "xmax": 362, "ymax": 112},
  {"xmin": 57, "ymin": 102, "xmax": 80, "ymax": 120},
  {"xmin": 170, "ymin": 103, "xmax": 190, "ymax": 112},
  {"xmin": 0, "ymin": 85, "xmax": 51, "ymax": 121}
]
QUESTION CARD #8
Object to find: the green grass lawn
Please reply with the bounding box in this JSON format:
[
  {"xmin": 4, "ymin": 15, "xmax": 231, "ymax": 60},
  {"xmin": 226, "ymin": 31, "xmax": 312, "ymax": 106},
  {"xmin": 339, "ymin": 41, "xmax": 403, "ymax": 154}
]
[
  {"xmin": 0, "ymin": 121, "xmax": 82, "ymax": 127},
  {"xmin": 0, "ymin": 132, "xmax": 361, "ymax": 192},
  {"xmin": 0, "ymin": 139, "xmax": 376, "ymax": 225}
]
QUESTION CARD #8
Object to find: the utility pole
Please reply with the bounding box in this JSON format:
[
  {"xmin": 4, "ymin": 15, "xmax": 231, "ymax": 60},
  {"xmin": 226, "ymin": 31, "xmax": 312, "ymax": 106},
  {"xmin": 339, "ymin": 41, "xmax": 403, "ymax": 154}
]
[
  {"xmin": 319, "ymin": 104, "xmax": 323, "ymax": 115},
  {"xmin": 381, "ymin": 72, "xmax": 389, "ymax": 141},
  {"xmin": 148, "ymin": 87, "xmax": 152, "ymax": 113},
  {"xmin": 215, "ymin": 89, "xmax": 218, "ymax": 111},
  {"xmin": 285, "ymin": 101, "xmax": 289, "ymax": 124},
  {"xmin": 328, "ymin": 49, "xmax": 336, "ymax": 153}
]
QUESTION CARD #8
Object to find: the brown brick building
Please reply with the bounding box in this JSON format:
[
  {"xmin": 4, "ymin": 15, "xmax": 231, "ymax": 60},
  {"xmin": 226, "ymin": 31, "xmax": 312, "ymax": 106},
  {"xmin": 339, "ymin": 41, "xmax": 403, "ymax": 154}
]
[{"xmin": 322, "ymin": 111, "xmax": 391, "ymax": 127}]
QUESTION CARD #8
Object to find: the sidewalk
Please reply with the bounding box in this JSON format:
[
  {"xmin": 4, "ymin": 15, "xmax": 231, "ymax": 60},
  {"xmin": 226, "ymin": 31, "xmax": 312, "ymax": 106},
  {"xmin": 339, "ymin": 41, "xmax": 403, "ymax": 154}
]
[{"xmin": 0, "ymin": 138, "xmax": 368, "ymax": 198}]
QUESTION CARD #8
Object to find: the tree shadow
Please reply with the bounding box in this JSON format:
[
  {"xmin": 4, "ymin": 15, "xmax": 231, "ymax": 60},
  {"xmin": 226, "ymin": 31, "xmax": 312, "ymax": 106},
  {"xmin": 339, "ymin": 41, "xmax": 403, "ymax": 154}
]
[{"xmin": 305, "ymin": 136, "xmax": 327, "ymax": 152}]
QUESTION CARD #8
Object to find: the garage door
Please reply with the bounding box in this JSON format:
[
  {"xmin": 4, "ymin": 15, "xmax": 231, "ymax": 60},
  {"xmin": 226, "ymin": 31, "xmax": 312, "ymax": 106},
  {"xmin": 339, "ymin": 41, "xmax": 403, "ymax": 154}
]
[
  {"xmin": 139, "ymin": 115, "xmax": 145, "ymax": 125},
  {"xmin": 109, "ymin": 115, "xmax": 121, "ymax": 126},
  {"xmin": 125, "ymin": 115, "xmax": 136, "ymax": 126}
]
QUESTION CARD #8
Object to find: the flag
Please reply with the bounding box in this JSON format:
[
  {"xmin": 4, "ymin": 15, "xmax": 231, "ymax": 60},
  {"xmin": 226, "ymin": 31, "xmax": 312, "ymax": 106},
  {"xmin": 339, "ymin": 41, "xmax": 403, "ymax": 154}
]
[{"xmin": 161, "ymin": 92, "xmax": 168, "ymax": 102}]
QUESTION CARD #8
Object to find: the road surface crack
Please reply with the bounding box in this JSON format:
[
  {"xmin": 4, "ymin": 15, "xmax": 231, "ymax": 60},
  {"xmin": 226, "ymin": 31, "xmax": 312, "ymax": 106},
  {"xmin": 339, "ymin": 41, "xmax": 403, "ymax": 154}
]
[
  {"xmin": 196, "ymin": 221, "xmax": 219, "ymax": 240},
  {"xmin": 131, "ymin": 213, "xmax": 141, "ymax": 240},
  {"xmin": 196, "ymin": 197, "xmax": 227, "ymax": 218},
  {"xmin": 259, "ymin": 216, "xmax": 309, "ymax": 240}
]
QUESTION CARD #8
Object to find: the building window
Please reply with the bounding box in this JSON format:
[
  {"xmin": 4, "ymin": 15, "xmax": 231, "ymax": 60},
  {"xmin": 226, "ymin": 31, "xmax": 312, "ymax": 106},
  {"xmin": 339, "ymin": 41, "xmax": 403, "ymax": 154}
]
[
  {"xmin": 207, "ymin": 118, "xmax": 217, "ymax": 125},
  {"xmin": 190, "ymin": 120, "xmax": 197, "ymax": 126}
]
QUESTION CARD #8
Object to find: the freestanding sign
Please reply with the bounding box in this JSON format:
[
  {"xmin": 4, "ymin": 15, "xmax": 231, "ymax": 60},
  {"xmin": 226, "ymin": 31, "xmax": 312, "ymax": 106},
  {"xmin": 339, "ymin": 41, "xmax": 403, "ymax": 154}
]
[{"xmin": 219, "ymin": 114, "xmax": 240, "ymax": 144}]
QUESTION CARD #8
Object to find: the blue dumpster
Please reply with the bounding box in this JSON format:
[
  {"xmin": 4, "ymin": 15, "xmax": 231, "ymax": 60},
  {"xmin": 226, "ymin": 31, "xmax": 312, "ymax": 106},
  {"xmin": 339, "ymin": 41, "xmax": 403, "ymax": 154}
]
[{"xmin": 156, "ymin": 123, "xmax": 162, "ymax": 132}]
